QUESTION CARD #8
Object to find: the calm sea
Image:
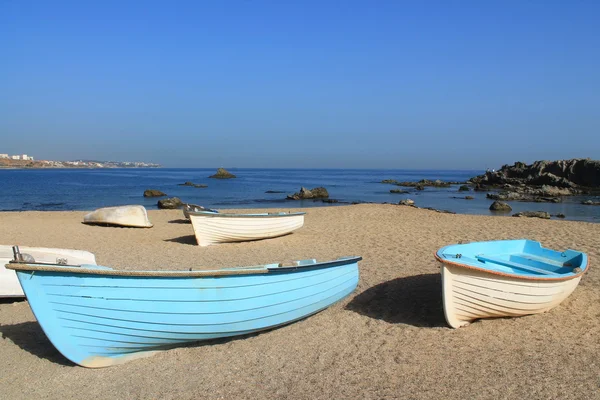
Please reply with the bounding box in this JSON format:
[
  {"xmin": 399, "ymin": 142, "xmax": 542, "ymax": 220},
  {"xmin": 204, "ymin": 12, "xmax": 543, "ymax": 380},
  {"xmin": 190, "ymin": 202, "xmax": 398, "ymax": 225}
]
[{"xmin": 0, "ymin": 168, "xmax": 598, "ymax": 222}]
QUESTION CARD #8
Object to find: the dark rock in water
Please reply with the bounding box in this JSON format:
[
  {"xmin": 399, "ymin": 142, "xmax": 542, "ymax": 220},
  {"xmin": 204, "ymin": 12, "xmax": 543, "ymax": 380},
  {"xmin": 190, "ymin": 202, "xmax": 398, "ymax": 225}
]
[
  {"xmin": 321, "ymin": 199, "xmax": 339, "ymax": 203},
  {"xmin": 458, "ymin": 185, "xmax": 470, "ymax": 192},
  {"xmin": 470, "ymin": 159, "xmax": 600, "ymax": 191},
  {"xmin": 489, "ymin": 201, "xmax": 512, "ymax": 211},
  {"xmin": 287, "ymin": 187, "xmax": 329, "ymax": 200},
  {"xmin": 487, "ymin": 191, "xmax": 562, "ymax": 203},
  {"xmin": 415, "ymin": 184, "xmax": 425, "ymax": 191},
  {"xmin": 209, "ymin": 168, "xmax": 236, "ymax": 179},
  {"xmin": 532, "ymin": 197, "xmax": 561, "ymax": 203},
  {"xmin": 158, "ymin": 197, "xmax": 183, "ymax": 209},
  {"xmin": 179, "ymin": 181, "xmax": 207, "ymax": 188},
  {"xmin": 398, "ymin": 199, "xmax": 415, "ymax": 206},
  {"xmin": 555, "ymin": 213, "xmax": 566, "ymax": 218},
  {"xmin": 582, "ymin": 200, "xmax": 600, "ymax": 206},
  {"xmin": 265, "ymin": 190, "xmax": 285, "ymax": 194},
  {"xmin": 423, "ymin": 207, "xmax": 456, "ymax": 214},
  {"xmin": 474, "ymin": 184, "xmax": 488, "ymax": 192},
  {"xmin": 144, "ymin": 189, "xmax": 167, "ymax": 197},
  {"xmin": 386, "ymin": 179, "xmax": 454, "ymax": 188},
  {"xmin": 390, "ymin": 189, "xmax": 409, "ymax": 194},
  {"xmin": 512, "ymin": 211, "xmax": 551, "ymax": 219},
  {"xmin": 465, "ymin": 196, "xmax": 474, "ymax": 200}
]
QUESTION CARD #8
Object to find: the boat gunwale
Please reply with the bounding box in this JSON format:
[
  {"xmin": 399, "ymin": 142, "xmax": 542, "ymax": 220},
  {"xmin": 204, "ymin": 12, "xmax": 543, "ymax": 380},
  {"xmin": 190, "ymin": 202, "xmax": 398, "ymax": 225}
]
[
  {"xmin": 6, "ymin": 257, "xmax": 362, "ymax": 277},
  {"xmin": 434, "ymin": 251, "xmax": 589, "ymax": 282},
  {"xmin": 187, "ymin": 211, "xmax": 306, "ymax": 218}
]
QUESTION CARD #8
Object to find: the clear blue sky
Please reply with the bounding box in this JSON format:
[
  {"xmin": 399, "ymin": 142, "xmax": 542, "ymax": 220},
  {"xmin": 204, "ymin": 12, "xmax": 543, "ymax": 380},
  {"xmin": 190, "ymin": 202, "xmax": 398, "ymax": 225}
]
[{"xmin": 1, "ymin": 1, "xmax": 598, "ymax": 168}]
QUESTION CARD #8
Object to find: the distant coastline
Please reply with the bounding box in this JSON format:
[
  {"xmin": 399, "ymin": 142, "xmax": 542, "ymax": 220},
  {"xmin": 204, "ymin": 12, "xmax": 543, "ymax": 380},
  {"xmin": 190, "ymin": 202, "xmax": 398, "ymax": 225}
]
[{"xmin": 0, "ymin": 158, "xmax": 161, "ymax": 169}]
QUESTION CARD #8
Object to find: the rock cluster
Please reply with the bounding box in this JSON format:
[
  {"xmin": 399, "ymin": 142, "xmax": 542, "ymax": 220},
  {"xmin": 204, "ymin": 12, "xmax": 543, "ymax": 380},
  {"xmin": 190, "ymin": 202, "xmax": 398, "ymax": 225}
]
[
  {"xmin": 209, "ymin": 168, "xmax": 236, "ymax": 179},
  {"xmin": 287, "ymin": 187, "xmax": 329, "ymax": 200},
  {"xmin": 512, "ymin": 211, "xmax": 551, "ymax": 219},
  {"xmin": 471, "ymin": 159, "xmax": 600, "ymax": 192},
  {"xmin": 382, "ymin": 179, "xmax": 457, "ymax": 188}
]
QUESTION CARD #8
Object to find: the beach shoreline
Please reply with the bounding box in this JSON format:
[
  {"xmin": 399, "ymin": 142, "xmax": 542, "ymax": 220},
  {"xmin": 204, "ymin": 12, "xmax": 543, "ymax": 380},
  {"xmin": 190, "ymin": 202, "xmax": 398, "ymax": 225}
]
[{"xmin": 1, "ymin": 205, "xmax": 599, "ymax": 399}]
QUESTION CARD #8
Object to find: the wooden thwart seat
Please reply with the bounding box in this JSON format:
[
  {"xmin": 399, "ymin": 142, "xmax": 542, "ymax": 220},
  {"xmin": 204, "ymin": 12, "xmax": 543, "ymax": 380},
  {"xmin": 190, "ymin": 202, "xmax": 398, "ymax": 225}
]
[{"xmin": 476, "ymin": 255, "xmax": 555, "ymax": 275}]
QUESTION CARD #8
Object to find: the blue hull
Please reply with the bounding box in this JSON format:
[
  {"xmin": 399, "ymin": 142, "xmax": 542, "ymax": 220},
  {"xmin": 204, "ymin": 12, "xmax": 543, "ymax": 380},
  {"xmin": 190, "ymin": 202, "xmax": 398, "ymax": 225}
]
[{"xmin": 13, "ymin": 258, "xmax": 360, "ymax": 368}]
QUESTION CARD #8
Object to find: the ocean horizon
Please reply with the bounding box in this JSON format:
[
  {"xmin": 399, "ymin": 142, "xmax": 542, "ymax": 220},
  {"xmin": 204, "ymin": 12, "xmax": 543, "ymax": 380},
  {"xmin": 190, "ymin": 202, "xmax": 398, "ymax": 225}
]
[{"xmin": 1, "ymin": 167, "xmax": 598, "ymax": 222}]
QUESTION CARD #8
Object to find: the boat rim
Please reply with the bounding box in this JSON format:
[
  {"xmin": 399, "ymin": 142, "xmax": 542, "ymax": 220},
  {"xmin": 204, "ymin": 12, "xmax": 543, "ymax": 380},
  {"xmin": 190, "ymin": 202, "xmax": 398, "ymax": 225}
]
[
  {"xmin": 6, "ymin": 256, "xmax": 362, "ymax": 277},
  {"xmin": 434, "ymin": 246, "xmax": 589, "ymax": 282},
  {"xmin": 187, "ymin": 211, "xmax": 306, "ymax": 218}
]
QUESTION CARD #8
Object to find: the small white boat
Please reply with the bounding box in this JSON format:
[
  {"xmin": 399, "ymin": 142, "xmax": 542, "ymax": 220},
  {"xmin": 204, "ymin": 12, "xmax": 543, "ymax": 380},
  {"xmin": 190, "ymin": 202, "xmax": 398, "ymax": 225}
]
[
  {"xmin": 188, "ymin": 210, "xmax": 305, "ymax": 246},
  {"xmin": 436, "ymin": 239, "xmax": 588, "ymax": 328},
  {"xmin": 83, "ymin": 205, "xmax": 153, "ymax": 228},
  {"xmin": 1, "ymin": 245, "xmax": 96, "ymax": 297}
]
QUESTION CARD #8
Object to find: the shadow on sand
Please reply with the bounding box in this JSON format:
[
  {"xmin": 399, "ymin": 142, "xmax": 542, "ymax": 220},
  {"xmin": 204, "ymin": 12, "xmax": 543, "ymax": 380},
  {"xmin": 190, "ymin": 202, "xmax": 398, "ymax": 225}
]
[
  {"xmin": 0, "ymin": 320, "xmax": 304, "ymax": 367},
  {"xmin": 164, "ymin": 235, "xmax": 197, "ymax": 245},
  {"xmin": 168, "ymin": 219, "xmax": 191, "ymax": 224},
  {"xmin": 345, "ymin": 273, "xmax": 446, "ymax": 328},
  {"xmin": 0, "ymin": 321, "xmax": 73, "ymax": 366}
]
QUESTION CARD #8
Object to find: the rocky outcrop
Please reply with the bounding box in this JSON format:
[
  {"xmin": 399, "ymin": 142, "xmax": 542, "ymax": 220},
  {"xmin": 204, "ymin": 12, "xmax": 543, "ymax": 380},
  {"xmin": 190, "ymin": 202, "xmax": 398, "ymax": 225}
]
[
  {"xmin": 471, "ymin": 159, "xmax": 600, "ymax": 190},
  {"xmin": 489, "ymin": 201, "xmax": 512, "ymax": 211},
  {"xmin": 178, "ymin": 181, "xmax": 207, "ymax": 188},
  {"xmin": 144, "ymin": 189, "xmax": 167, "ymax": 197},
  {"xmin": 512, "ymin": 211, "xmax": 551, "ymax": 219},
  {"xmin": 286, "ymin": 187, "xmax": 329, "ymax": 200},
  {"xmin": 157, "ymin": 197, "xmax": 183, "ymax": 209},
  {"xmin": 390, "ymin": 189, "xmax": 409, "ymax": 194},
  {"xmin": 398, "ymin": 199, "xmax": 415, "ymax": 206},
  {"xmin": 458, "ymin": 185, "xmax": 470, "ymax": 192},
  {"xmin": 209, "ymin": 168, "xmax": 236, "ymax": 179}
]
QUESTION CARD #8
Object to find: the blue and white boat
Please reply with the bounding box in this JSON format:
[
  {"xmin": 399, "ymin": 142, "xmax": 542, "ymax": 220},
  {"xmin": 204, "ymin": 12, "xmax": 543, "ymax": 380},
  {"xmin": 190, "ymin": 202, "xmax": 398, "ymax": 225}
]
[
  {"xmin": 7, "ymin": 249, "xmax": 360, "ymax": 368},
  {"xmin": 435, "ymin": 239, "xmax": 588, "ymax": 328}
]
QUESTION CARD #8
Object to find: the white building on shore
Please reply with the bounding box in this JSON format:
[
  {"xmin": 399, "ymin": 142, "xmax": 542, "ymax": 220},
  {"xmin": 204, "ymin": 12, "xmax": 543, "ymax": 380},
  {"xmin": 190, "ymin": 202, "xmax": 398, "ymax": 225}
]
[{"xmin": 3, "ymin": 154, "xmax": 34, "ymax": 161}]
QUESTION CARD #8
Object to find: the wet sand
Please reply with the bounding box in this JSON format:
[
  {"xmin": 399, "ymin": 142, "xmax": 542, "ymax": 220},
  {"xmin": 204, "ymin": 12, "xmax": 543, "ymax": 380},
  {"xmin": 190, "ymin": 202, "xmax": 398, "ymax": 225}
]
[{"xmin": 1, "ymin": 205, "xmax": 599, "ymax": 399}]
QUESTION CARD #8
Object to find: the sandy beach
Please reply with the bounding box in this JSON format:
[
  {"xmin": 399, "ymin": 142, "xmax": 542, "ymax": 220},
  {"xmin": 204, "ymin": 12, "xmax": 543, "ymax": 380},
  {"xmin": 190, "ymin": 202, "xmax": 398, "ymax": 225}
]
[{"xmin": 1, "ymin": 204, "xmax": 599, "ymax": 399}]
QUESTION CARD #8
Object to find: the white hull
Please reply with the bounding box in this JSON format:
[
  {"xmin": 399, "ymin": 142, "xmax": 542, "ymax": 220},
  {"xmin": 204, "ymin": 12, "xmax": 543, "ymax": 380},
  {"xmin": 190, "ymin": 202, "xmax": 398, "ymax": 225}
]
[
  {"xmin": 442, "ymin": 264, "xmax": 581, "ymax": 328},
  {"xmin": 83, "ymin": 205, "xmax": 152, "ymax": 228},
  {"xmin": 189, "ymin": 213, "xmax": 305, "ymax": 246},
  {"xmin": 1, "ymin": 245, "xmax": 96, "ymax": 297}
]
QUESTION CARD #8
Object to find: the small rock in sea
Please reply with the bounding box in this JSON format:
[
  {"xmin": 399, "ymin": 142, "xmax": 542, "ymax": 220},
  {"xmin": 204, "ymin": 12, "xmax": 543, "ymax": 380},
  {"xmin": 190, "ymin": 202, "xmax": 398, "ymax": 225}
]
[
  {"xmin": 512, "ymin": 211, "xmax": 551, "ymax": 219},
  {"xmin": 489, "ymin": 201, "xmax": 512, "ymax": 211},
  {"xmin": 555, "ymin": 213, "xmax": 566, "ymax": 218},
  {"xmin": 581, "ymin": 200, "xmax": 600, "ymax": 206},
  {"xmin": 179, "ymin": 181, "xmax": 207, "ymax": 188},
  {"xmin": 458, "ymin": 185, "xmax": 470, "ymax": 192},
  {"xmin": 320, "ymin": 199, "xmax": 339, "ymax": 203},
  {"xmin": 465, "ymin": 196, "xmax": 474, "ymax": 200},
  {"xmin": 265, "ymin": 190, "xmax": 285, "ymax": 194},
  {"xmin": 398, "ymin": 199, "xmax": 415, "ymax": 206},
  {"xmin": 415, "ymin": 184, "xmax": 424, "ymax": 191},
  {"xmin": 209, "ymin": 168, "xmax": 236, "ymax": 179},
  {"xmin": 390, "ymin": 189, "xmax": 409, "ymax": 194},
  {"xmin": 144, "ymin": 189, "xmax": 167, "ymax": 197},
  {"xmin": 158, "ymin": 197, "xmax": 184, "ymax": 209},
  {"xmin": 287, "ymin": 187, "xmax": 329, "ymax": 200}
]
